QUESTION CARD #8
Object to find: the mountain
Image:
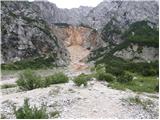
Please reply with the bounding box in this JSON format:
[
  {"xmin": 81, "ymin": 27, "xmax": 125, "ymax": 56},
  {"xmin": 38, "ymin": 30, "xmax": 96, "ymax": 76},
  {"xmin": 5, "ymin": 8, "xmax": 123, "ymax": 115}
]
[
  {"xmin": 1, "ymin": 0, "xmax": 159, "ymax": 69},
  {"xmin": 1, "ymin": 1, "xmax": 70, "ymax": 68}
]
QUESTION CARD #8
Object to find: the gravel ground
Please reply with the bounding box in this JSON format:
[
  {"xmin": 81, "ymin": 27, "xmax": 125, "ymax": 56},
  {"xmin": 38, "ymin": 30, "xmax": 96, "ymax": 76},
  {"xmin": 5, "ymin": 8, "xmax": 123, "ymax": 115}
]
[{"xmin": 0, "ymin": 79, "xmax": 159, "ymax": 119}]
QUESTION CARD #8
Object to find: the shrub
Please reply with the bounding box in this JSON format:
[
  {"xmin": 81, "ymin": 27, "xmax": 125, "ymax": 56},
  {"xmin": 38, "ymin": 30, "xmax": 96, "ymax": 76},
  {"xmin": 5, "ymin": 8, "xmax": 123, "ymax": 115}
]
[
  {"xmin": 0, "ymin": 84, "xmax": 17, "ymax": 89},
  {"xmin": 155, "ymin": 84, "xmax": 159, "ymax": 92},
  {"xmin": 16, "ymin": 69, "xmax": 43, "ymax": 90},
  {"xmin": 105, "ymin": 66, "xmax": 124, "ymax": 76},
  {"xmin": 73, "ymin": 73, "xmax": 88, "ymax": 86},
  {"xmin": 14, "ymin": 99, "xmax": 48, "ymax": 119},
  {"xmin": 96, "ymin": 70, "xmax": 115, "ymax": 82},
  {"xmin": 117, "ymin": 72, "xmax": 133, "ymax": 83},
  {"xmin": 45, "ymin": 72, "xmax": 69, "ymax": 84}
]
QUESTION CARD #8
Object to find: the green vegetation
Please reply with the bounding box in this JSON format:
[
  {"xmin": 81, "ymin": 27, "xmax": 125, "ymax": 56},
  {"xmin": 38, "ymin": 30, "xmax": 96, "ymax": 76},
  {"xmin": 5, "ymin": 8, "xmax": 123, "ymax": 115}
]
[
  {"xmin": 117, "ymin": 72, "xmax": 133, "ymax": 83},
  {"xmin": 16, "ymin": 69, "xmax": 69, "ymax": 90},
  {"xmin": 96, "ymin": 69, "xmax": 115, "ymax": 82},
  {"xmin": 13, "ymin": 99, "xmax": 48, "ymax": 119},
  {"xmin": 16, "ymin": 69, "xmax": 43, "ymax": 90},
  {"xmin": 45, "ymin": 72, "xmax": 69, "ymax": 85},
  {"xmin": 109, "ymin": 74, "xmax": 158, "ymax": 93},
  {"xmin": 73, "ymin": 73, "xmax": 89, "ymax": 87},
  {"xmin": 123, "ymin": 21, "xmax": 159, "ymax": 47},
  {"xmin": 94, "ymin": 56, "xmax": 158, "ymax": 93},
  {"xmin": 0, "ymin": 84, "xmax": 17, "ymax": 89},
  {"xmin": 1, "ymin": 56, "xmax": 56, "ymax": 70},
  {"xmin": 54, "ymin": 23, "xmax": 70, "ymax": 27},
  {"xmin": 50, "ymin": 111, "xmax": 60, "ymax": 118},
  {"xmin": 124, "ymin": 96, "xmax": 154, "ymax": 110},
  {"xmin": 97, "ymin": 55, "xmax": 158, "ymax": 77}
]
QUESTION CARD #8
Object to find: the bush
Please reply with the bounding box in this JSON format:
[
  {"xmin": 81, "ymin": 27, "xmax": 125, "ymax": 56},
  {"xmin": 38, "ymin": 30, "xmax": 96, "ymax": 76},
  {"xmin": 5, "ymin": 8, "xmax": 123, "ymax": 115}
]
[
  {"xmin": 45, "ymin": 72, "xmax": 69, "ymax": 84},
  {"xmin": 16, "ymin": 69, "xmax": 43, "ymax": 90},
  {"xmin": 155, "ymin": 84, "xmax": 159, "ymax": 92},
  {"xmin": 96, "ymin": 70, "xmax": 115, "ymax": 82},
  {"xmin": 106, "ymin": 66, "xmax": 124, "ymax": 76},
  {"xmin": 14, "ymin": 99, "xmax": 48, "ymax": 119},
  {"xmin": 117, "ymin": 72, "xmax": 133, "ymax": 83},
  {"xmin": 73, "ymin": 73, "xmax": 88, "ymax": 86},
  {"xmin": 0, "ymin": 84, "xmax": 17, "ymax": 89}
]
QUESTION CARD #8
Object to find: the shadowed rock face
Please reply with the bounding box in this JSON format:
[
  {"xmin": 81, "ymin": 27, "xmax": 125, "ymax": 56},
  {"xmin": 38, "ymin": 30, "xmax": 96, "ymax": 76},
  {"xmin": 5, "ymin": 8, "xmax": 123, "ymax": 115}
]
[
  {"xmin": 1, "ymin": 0, "xmax": 159, "ymax": 65},
  {"xmin": 1, "ymin": 1, "xmax": 70, "ymax": 66}
]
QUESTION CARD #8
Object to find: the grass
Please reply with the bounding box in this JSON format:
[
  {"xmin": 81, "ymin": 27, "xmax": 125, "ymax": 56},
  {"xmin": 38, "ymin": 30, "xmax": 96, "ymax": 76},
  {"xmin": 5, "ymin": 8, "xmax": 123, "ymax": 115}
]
[
  {"xmin": 16, "ymin": 69, "xmax": 43, "ymax": 90},
  {"xmin": 16, "ymin": 69, "xmax": 69, "ymax": 90},
  {"xmin": 49, "ymin": 111, "xmax": 60, "ymax": 118},
  {"xmin": 45, "ymin": 72, "xmax": 69, "ymax": 85},
  {"xmin": 0, "ymin": 84, "xmax": 17, "ymax": 89},
  {"xmin": 13, "ymin": 99, "xmax": 48, "ymax": 119},
  {"xmin": 109, "ymin": 74, "xmax": 158, "ymax": 93},
  {"xmin": 73, "ymin": 73, "xmax": 89, "ymax": 87},
  {"xmin": 1, "ymin": 56, "xmax": 56, "ymax": 70},
  {"xmin": 124, "ymin": 96, "xmax": 154, "ymax": 110}
]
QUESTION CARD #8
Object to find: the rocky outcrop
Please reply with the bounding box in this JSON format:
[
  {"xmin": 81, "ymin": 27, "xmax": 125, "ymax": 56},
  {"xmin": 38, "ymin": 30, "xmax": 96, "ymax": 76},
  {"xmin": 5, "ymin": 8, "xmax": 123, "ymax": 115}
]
[
  {"xmin": 34, "ymin": 1, "xmax": 92, "ymax": 25},
  {"xmin": 1, "ymin": 1, "xmax": 70, "ymax": 66},
  {"xmin": 113, "ymin": 44, "xmax": 159, "ymax": 62},
  {"xmin": 85, "ymin": 0, "xmax": 159, "ymax": 29}
]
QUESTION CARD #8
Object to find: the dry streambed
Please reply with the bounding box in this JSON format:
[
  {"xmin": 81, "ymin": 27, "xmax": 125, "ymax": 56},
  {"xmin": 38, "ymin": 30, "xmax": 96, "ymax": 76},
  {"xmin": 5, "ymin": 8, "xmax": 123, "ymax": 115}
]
[{"xmin": 0, "ymin": 77, "xmax": 159, "ymax": 119}]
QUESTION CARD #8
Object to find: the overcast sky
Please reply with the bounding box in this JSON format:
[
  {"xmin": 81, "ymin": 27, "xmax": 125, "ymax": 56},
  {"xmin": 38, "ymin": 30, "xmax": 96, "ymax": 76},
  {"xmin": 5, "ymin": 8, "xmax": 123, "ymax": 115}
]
[{"xmin": 40, "ymin": 0, "xmax": 104, "ymax": 9}]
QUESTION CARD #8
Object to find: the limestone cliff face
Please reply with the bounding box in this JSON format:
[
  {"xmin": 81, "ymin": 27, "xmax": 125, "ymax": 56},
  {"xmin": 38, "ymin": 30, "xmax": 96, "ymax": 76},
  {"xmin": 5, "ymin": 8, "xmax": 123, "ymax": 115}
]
[
  {"xmin": 1, "ymin": 0, "xmax": 159, "ymax": 65},
  {"xmin": 113, "ymin": 44, "xmax": 159, "ymax": 62},
  {"xmin": 1, "ymin": 1, "xmax": 70, "ymax": 66}
]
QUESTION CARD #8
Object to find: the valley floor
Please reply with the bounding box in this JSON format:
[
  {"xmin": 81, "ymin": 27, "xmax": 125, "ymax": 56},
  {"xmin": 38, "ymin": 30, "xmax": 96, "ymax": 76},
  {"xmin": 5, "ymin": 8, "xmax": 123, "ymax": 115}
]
[{"xmin": 0, "ymin": 68, "xmax": 159, "ymax": 119}]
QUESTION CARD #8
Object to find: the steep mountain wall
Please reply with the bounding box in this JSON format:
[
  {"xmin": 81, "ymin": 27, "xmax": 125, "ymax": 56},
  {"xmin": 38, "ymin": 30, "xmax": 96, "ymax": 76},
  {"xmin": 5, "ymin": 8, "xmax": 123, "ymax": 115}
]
[{"xmin": 1, "ymin": 1, "xmax": 70, "ymax": 66}]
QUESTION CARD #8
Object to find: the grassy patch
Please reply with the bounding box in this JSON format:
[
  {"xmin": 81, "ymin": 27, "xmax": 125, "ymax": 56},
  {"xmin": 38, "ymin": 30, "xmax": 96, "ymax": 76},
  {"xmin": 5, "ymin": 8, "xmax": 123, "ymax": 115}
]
[
  {"xmin": 0, "ymin": 84, "xmax": 17, "ymax": 89},
  {"xmin": 124, "ymin": 96, "xmax": 154, "ymax": 110},
  {"xmin": 109, "ymin": 74, "xmax": 158, "ymax": 93},
  {"xmin": 49, "ymin": 111, "xmax": 60, "ymax": 118},
  {"xmin": 16, "ymin": 69, "xmax": 69, "ymax": 90},
  {"xmin": 1, "ymin": 56, "xmax": 56, "ymax": 70},
  {"xmin": 13, "ymin": 99, "xmax": 48, "ymax": 119},
  {"xmin": 16, "ymin": 69, "xmax": 43, "ymax": 90},
  {"xmin": 73, "ymin": 73, "xmax": 89, "ymax": 87},
  {"xmin": 45, "ymin": 72, "xmax": 69, "ymax": 85}
]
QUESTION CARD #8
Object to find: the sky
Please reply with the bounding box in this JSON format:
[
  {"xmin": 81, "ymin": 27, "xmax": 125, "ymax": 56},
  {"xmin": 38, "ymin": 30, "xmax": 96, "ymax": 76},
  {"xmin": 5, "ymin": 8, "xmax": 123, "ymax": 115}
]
[{"xmin": 31, "ymin": 0, "xmax": 104, "ymax": 9}]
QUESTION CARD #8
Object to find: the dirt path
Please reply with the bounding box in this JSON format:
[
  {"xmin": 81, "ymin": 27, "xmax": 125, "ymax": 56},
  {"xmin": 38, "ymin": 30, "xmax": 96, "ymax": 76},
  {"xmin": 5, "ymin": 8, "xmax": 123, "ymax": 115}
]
[{"xmin": 67, "ymin": 45, "xmax": 90, "ymax": 71}]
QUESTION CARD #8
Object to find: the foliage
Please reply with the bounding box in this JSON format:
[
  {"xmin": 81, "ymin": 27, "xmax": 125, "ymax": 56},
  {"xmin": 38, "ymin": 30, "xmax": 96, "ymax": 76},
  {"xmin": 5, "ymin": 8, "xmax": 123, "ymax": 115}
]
[
  {"xmin": 123, "ymin": 21, "xmax": 159, "ymax": 47},
  {"xmin": 117, "ymin": 72, "xmax": 133, "ymax": 83},
  {"xmin": 16, "ymin": 69, "xmax": 43, "ymax": 90},
  {"xmin": 97, "ymin": 55, "xmax": 159, "ymax": 77},
  {"xmin": 1, "ymin": 56, "xmax": 56, "ymax": 70},
  {"xmin": 14, "ymin": 99, "xmax": 48, "ymax": 119},
  {"xmin": 45, "ymin": 72, "xmax": 69, "ymax": 85},
  {"xmin": 0, "ymin": 84, "xmax": 17, "ymax": 89},
  {"xmin": 73, "ymin": 73, "xmax": 88, "ymax": 86},
  {"xmin": 50, "ymin": 111, "xmax": 60, "ymax": 118},
  {"xmin": 96, "ymin": 69, "xmax": 115, "ymax": 82},
  {"xmin": 125, "ymin": 96, "xmax": 153, "ymax": 110},
  {"xmin": 109, "ymin": 74, "xmax": 158, "ymax": 93}
]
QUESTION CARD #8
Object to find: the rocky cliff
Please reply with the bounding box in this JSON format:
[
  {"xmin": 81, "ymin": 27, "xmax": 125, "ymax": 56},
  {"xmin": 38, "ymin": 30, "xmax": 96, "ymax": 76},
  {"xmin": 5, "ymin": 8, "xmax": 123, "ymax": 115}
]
[
  {"xmin": 1, "ymin": 0, "xmax": 159, "ymax": 68},
  {"xmin": 1, "ymin": 1, "xmax": 70, "ymax": 67}
]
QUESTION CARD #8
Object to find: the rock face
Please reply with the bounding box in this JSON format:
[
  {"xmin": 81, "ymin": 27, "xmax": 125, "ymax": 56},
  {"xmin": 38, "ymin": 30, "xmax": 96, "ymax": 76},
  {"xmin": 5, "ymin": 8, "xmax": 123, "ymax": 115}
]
[
  {"xmin": 1, "ymin": 1, "xmax": 70, "ymax": 66},
  {"xmin": 34, "ymin": 1, "xmax": 92, "ymax": 25},
  {"xmin": 85, "ymin": 0, "xmax": 159, "ymax": 29},
  {"xmin": 52, "ymin": 25, "xmax": 102, "ymax": 50},
  {"xmin": 34, "ymin": 0, "xmax": 158, "ymax": 30},
  {"xmin": 113, "ymin": 44, "xmax": 159, "ymax": 62},
  {"xmin": 1, "ymin": 0, "xmax": 159, "ymax": 65}
]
